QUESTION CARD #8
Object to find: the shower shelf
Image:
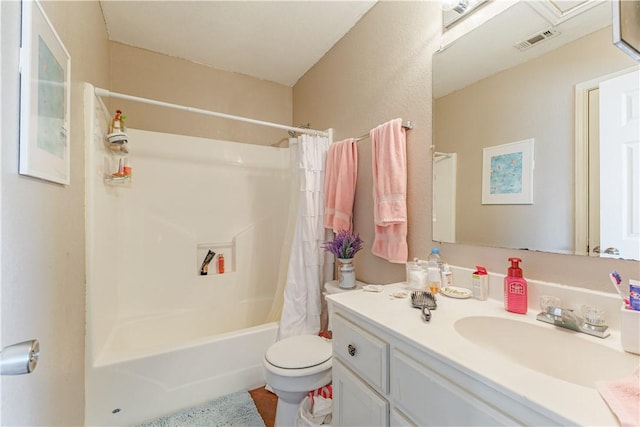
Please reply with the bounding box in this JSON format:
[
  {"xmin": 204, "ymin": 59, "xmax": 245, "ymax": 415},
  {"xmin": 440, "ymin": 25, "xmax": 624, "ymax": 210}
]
[
  {"xmin": 103, "ymin": 174, "xmax": 131, "ymax": 186},
  {"xmin": 103, "ymin": 132, "xmax": 131, "ymax": 186}
]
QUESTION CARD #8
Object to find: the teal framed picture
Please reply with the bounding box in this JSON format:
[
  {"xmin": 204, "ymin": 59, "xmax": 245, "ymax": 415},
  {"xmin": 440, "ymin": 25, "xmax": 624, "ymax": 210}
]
[
  {"xmin": 482, "ymin": 139, "xmax": 534, "ymax": 205},
  {"xmin": 19, "ymin": 0, "xmax": 71, "ymax": 185}
]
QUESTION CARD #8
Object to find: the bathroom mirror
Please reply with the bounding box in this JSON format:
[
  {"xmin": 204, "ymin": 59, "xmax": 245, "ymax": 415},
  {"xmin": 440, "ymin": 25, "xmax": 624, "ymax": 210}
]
[{"xmin": 433, "ymin": 0, "xmax": 639, "ymax": 260}]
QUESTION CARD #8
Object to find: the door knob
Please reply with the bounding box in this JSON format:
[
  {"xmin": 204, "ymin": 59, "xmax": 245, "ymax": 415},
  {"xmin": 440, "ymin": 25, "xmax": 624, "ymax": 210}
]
[{"xmin": 1, "ymin": 340, "xmax": 39, "ymax": 375}]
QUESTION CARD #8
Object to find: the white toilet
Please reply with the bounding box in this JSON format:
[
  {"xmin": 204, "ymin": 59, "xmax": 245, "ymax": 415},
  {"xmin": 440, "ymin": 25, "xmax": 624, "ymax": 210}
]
[{"xmin": 264, "ymin": 334, "xmax": 332, "ymax": 427}]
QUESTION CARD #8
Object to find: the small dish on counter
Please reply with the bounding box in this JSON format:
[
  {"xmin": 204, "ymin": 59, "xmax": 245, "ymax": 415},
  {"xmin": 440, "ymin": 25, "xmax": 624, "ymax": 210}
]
[
  {"xmin": 391, "ymin": 290, "xmax": 409, "ymax": 299},
  {"xmin": 441, "ymin": 286, "xmax": 472, "ymax": 299}
]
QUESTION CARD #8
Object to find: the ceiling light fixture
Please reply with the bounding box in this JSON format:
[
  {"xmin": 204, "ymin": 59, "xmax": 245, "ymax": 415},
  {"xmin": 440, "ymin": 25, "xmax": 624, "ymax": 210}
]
[{"xmin": 442, "ymin": 0, "xmax": 488, "ymax": 28}]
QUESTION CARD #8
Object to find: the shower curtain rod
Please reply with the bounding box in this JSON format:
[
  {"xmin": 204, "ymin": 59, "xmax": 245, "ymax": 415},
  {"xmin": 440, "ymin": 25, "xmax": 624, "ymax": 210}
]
[
  {"xmin": 94, "ymin": 87, "xmax": 330, "ymax": 138},
  {"xmin": 354, "ymin": 120, "xmax": 414, "ymax": 142}
]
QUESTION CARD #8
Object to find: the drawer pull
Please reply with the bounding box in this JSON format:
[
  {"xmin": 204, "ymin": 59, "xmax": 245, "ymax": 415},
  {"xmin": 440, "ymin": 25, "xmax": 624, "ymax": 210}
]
[{"xmin": 348, "ymin": 344, "xmax": 357, "ymax": 357}]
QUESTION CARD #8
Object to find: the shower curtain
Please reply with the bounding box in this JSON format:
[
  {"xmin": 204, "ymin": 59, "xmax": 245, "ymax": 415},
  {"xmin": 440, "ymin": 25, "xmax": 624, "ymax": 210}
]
[{"xmin": 273, "ymin": 134, "xmax": 332, "ymax": 340}]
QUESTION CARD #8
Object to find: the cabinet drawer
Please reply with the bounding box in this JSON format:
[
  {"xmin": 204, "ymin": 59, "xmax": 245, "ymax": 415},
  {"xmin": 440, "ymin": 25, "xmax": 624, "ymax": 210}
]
[
  {"xmin": 333, "ymin": 313, "xmax": 390, "ymax": 394},
  {"xmin": 392, "ymin": 350, "xmax": 517, "ymax": 426}
]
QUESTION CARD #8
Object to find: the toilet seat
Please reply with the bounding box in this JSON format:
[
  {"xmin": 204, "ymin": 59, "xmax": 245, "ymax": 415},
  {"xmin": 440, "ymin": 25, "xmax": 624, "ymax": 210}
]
[{"xmin": 265, "ymin": 335, "xmax": 331, "ymax": 370}]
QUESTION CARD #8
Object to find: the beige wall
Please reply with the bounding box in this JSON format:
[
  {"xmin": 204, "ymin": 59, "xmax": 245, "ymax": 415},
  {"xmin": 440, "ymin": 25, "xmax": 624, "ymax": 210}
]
[
  {"xmin": 295, "ymin": 1, "xmax": 441, "ymax": 285},
  {"xmin": 1, "ymin": 1, "xmax": 109, "ymax": 425},
  {"xmin": 435, "ymin": 27, "xmax": 634, "ymax": 254},
  {"xmin": 108, "ymin": 42, "xmax": 293, "ymax": 146},
  {"xmin": 294, "ymin": 1, "xmax": 639, "ymax": 290}
]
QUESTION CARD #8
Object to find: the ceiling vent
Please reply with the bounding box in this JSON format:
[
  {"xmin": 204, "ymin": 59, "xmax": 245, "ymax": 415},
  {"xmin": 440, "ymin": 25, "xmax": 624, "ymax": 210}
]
[{"xmin": 514, "ymin": 28, "xmax": 561, "ymax": 51}]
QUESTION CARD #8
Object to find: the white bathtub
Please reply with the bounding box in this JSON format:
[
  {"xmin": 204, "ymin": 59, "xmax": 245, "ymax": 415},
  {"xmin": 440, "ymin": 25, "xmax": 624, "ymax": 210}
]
[
  {"xmin": 84, "ymin": 87, "xmax": 287, "ymax": 426},
  {"xmin": 85, "ymin": 312, "xmax": 278, "ymax": 426}
]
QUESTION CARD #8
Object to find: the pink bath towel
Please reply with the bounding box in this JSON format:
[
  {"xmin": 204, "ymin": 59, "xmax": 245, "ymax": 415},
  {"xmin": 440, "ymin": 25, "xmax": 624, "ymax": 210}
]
[
  {"xmin": 596, "ymin": 368, "xmax": 640, "ymax": 427},
  {"xmin": 371, "ymin": 118, "xmax": 408, "ymax": 263},
  {"xmin": 324, "ymin": 138, "xmax": 357, "ymax": 232}
]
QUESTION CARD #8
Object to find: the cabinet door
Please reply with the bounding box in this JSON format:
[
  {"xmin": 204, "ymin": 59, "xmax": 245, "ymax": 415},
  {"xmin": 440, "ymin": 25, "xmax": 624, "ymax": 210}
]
[
  {"xmin": 333, "ymin": 358, "xmax": 389, "ymax": 427},
  {"xmin": 392, "ymin": 350, "xmax": 517, "ymax": 426}
]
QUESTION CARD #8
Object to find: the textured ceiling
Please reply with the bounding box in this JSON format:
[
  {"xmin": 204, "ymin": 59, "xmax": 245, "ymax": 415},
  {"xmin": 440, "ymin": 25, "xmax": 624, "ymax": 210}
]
[{"xmin": 100, "ymin": 1, "xmax": 377, "ymax": 87}]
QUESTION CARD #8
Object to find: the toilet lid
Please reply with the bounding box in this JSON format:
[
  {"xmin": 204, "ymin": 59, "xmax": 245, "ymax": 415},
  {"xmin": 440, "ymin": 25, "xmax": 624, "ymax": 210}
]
[{"xmin": 265, "ymin": 335, "xmax": 332, "ymax": 369}]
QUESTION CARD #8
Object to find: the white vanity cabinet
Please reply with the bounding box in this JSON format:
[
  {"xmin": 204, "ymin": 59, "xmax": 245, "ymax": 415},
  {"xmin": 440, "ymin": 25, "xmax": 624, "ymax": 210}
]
[{"xmin": 331, "ymin": 308, "xmax": 560, "ymax": 426}]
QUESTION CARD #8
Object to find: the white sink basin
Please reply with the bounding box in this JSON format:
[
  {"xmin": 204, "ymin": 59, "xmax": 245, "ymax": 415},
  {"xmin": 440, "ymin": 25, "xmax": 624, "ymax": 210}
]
[{"xmin": 454, "ymin": 316, "xmax": 639, "ymax": 388}]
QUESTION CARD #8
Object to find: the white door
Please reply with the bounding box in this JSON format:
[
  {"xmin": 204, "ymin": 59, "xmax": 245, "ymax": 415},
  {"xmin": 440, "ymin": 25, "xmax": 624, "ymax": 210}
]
[
  {"xmin": 599, "ymin": 69, "xmax": 640, "ymax": 260},
  {"xmin": 432, "ymin": 153, "xmax": 456, "ymax": 243}
]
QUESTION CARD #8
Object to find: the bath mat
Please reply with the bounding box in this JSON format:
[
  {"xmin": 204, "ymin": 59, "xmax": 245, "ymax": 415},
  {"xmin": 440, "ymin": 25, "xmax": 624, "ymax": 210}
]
[{"xmin": 135, "ymin": 391, "xmax": 265, "ymax": 427}]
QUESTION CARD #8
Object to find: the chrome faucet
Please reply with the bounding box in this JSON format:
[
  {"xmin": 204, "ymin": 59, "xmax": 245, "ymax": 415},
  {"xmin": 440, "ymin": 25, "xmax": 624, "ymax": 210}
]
[{"xmin": 536, "ymin": 306, "xmax": 610, "ymax": 338}]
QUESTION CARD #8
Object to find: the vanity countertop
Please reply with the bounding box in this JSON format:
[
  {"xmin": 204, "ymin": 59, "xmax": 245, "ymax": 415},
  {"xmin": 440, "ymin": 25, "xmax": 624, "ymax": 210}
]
[{"xmin": 327, "ymin": 282, "xmax": 638, "ymax": 426}]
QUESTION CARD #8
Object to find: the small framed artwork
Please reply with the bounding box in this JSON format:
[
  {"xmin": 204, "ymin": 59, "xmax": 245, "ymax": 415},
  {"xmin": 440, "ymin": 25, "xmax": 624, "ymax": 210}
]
[
  {"xmin": 19, "ymin": 0, "xmax": 71, "ymax": 185},
  {"xmin": 482, "ymin": 139, "xmax": 534, "ymax": 205}
]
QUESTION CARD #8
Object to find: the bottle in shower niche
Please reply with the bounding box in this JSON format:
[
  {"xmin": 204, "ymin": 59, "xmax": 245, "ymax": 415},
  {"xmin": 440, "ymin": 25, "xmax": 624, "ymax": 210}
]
[{"xmin": 217, "ymin": 253, "xmax": 225, "ymax": 274}]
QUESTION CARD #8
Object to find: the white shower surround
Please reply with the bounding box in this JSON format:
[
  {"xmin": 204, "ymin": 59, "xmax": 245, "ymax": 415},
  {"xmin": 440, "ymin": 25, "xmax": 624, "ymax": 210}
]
[{"xmin": 84, "ymin": 84, "xmax": 288, "ymax": 425}]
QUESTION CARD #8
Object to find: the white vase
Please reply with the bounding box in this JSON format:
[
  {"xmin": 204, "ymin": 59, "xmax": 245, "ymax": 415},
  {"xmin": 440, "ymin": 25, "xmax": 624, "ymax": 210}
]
[{"xmin": 338, "ymin": 258, "xmax": 356, "ymax": 289}]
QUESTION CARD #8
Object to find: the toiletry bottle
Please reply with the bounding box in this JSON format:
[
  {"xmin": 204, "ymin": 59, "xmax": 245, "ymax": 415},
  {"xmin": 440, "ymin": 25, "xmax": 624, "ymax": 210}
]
[
  {"xmin": 217, "ymin": 253, "xmax": 225, "ymax": 274},
  {"xmin": 472, "ymin": 266, "xmax": 488, "ymax": 300},
  {"xmin": 441, "ymin": 264, "xmax": 453, "ymax": 288},
  {"xmin": 428, "ymin": 247, "xmax": 444, "ymax": 274},
  {"xmin": 427, "ymin": 257, "xmax": 441, "ymax": 294},
  {"xmin": 110, "ymin": 110, "xmax": 123, "ymax": 133},
  {"xmin": 427, "ymin": 266, "xmax": 441, "ymax": 294},
  {"xmin": 504, "ymin": 258, "xmax": 527, "ymax": 314}
]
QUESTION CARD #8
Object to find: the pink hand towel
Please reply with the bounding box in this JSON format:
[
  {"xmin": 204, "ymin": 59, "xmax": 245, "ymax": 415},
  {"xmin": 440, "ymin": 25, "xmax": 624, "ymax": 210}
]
[
  {"xmin": 596, "ymin": 368, "xmax": 640, "ymax": 427},
  {"xmin": 324, "ymin": 138, "xmax": 358, "ymax": 232},
  {"xmin": 371, "ymin": 118, "xmax": 408, "ymax": 263}
]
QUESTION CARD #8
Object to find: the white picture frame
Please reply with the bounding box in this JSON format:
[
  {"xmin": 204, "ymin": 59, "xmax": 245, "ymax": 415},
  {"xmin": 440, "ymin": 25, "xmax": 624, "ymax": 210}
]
[
  {"xmin": 482, "ymin": 139, "xmax": 534, "ymax": 205},
  {"xmin": 19, "ymin": 0, "xmax": 71, "ymax": 185}
]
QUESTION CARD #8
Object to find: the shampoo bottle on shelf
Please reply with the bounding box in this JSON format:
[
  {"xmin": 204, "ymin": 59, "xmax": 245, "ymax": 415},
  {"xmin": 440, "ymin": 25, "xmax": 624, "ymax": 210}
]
[{"xmin": 504, "ymin": 258, "xmax": 527, "ymax": 314}]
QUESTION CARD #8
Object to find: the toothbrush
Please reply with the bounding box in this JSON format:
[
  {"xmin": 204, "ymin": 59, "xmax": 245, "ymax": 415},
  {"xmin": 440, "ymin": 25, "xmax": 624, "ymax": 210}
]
[{"xmin": 609, "ymin": 271, "xmax": 629, "ymax": 305}]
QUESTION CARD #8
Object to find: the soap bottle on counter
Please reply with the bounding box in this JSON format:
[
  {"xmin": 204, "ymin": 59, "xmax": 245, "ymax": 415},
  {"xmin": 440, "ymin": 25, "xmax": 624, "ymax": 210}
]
[
  {"xmin": 504, "ymin": 257, "xmax": 527, "ymax": 314},
  {"xmin": 441, "ymin": 264, "xmax": 453, "ymax": 288},
  {"xmin": 472, "ymin": 266, "xmax": 488, "ymax": 300}
]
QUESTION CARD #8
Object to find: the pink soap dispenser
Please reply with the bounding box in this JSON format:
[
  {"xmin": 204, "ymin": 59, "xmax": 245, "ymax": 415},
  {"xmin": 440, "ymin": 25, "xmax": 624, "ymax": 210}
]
[{"xmin": 504, "ymin": 257, "xmax": 528, "ymax": 314}]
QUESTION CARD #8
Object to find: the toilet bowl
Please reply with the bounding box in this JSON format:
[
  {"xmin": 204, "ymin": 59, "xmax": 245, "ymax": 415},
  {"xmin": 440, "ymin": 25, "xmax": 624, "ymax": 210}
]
[{"xmin": 264, "ymin": 334, "xmax": 332, "ymax": 427}]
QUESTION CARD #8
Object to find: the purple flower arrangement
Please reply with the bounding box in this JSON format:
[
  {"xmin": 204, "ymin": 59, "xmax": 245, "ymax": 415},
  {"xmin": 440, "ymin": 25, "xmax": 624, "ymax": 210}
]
[{"xmin": 322, "ymin": 229, "xmax": 363, "ymax": 260}]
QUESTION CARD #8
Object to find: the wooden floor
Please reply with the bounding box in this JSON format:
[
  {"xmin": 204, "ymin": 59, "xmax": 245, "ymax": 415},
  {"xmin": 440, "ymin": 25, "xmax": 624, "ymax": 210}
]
[{"xmin": 249, "ymin": 386, "xmax": 278, "ymax": 427}]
